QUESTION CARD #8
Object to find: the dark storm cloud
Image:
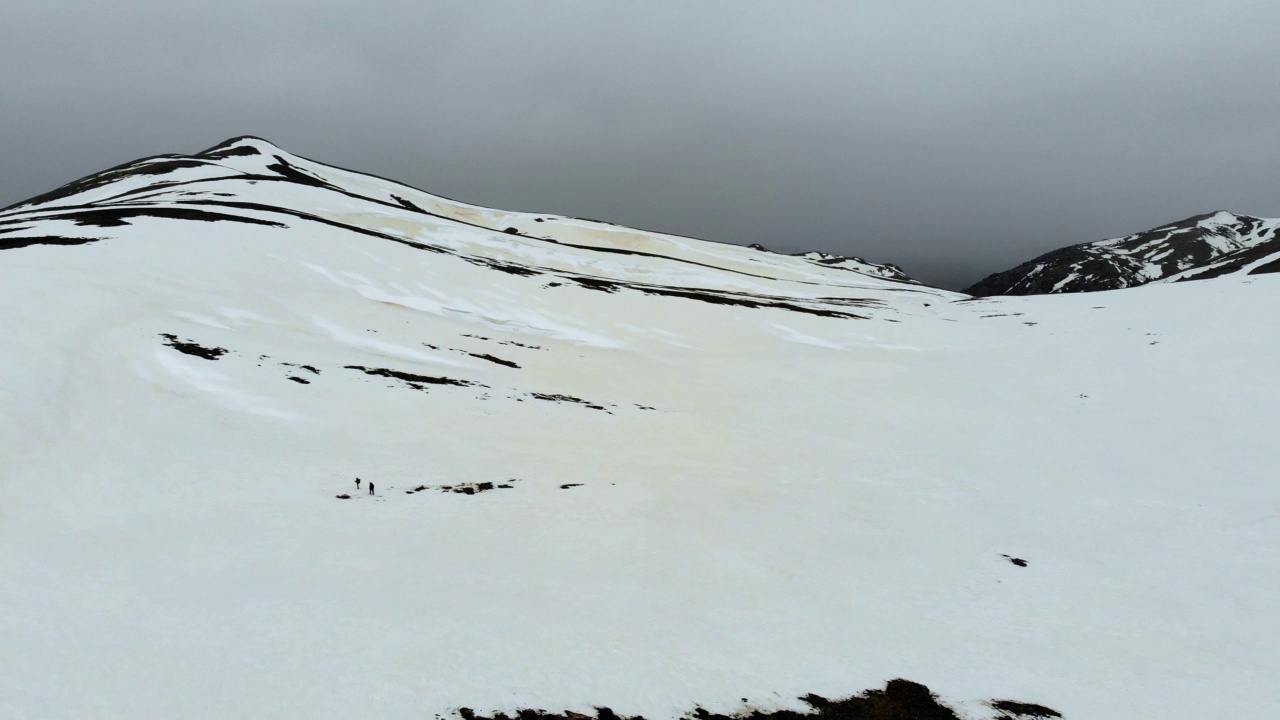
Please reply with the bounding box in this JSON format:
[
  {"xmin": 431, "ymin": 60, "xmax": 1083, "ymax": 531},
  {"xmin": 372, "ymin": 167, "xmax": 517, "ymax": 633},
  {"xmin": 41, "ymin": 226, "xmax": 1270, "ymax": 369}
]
[{"xmin": 5, "ymin": 1, "xmax": 1280, "ymax": 288}]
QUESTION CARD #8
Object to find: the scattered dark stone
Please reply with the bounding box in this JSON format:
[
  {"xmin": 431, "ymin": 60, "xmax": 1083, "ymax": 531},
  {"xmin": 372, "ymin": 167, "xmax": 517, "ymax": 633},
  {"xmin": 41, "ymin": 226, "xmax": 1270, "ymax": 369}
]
[
  {"xmin": 458, "ymin": 679, "xmax": 967, "ymax": 720},
  {"xmin": 504, "ymin": 227, "xmax": 520, "ymax": 234},
  {"xmin": 991, "ymin": 699, "xmax": 1062, "ymax": 718},
  {"xmin": 336, "ymin": 494, "xmax": 351, "ymax": 499},
  {"xmin": 435, "ymin": 481, "xmax": 513, "ymax": 495},
  {"xmin": 547, "ymin": 282, "xmax": 563, "ymax": 288},
  {"xmin": 391, "ymin": 194, "xmax": 427, "ymax": 213},
  {"xmin": 469, "ymin": 257, "xmax": 541, "ymax": 276},
  {"xmin": 287, "ymin": 376, "xmax": 310, "ymax": 384},
  {"xmin": 571, "ymin": 276, "xmax": 622, "ymax": 293},
  {"xmin": 499, "ymin": 340, "xmax": 543, "ymax": 350},
  {"xmin": 280, "ymin": 362, "xmax": 320, "ymax": 375},
  {"xmin": 560, "ymin": 483, "xmax": 583, "ymax": 489},
  {"xmin": 1002, "ymin": 555, "xmax": 1028, "ymax": 567},
  {"xmin": 344, "ymin": 365, "xmax": 482, "ymax": 389},
  {"xmin": 530, "ymin": 392, "xmax": 609, "ymax": 411},
  {"xmin": 534, "ymin": 218, "xmax": 545, "ymax": 222},
  {"xmin": 160, "ymin": 333, "xmax": 228, "ymax": 360}
]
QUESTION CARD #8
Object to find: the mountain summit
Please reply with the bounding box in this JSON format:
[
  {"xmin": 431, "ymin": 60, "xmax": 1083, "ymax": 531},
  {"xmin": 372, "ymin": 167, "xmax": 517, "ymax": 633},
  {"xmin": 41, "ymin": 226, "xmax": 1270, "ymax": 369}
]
[{"xmin": 1, "ymin": 138, "xmax": 1276, "ymax": 720}]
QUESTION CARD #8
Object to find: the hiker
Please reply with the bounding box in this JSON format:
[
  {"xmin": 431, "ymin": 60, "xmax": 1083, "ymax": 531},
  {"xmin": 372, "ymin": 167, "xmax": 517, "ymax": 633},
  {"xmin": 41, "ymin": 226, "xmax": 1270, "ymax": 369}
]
[
  {"xmin": 369, "ymin": 481, "xmax": 375, "ymax": 495},
  {"xmin": 355, "ymin": 478, "xmax": 361, "ymax": 490}
]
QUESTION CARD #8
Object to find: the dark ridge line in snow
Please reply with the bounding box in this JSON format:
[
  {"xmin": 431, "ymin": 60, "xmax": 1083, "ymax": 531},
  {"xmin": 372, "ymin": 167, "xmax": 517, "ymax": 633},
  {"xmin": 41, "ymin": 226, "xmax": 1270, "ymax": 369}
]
[
  {"xmin": 196, "ymin": 135, "xmax": 271, "ymax": 156},
  {"xmin": 1174, "ymin": 241, "xmax": 1280, "ymax": 282},
  {"xmin": 0, "ymin": 235, "xmax": 102, "ymax": 251},
  {"xmin": 637, "ymin": 286, "xmax": 867, "ymax": 318},
  {"xmin": 454, "ymin": 678, "xmax": 1053, "ymax": 720},
  {"xmin": 1250, "ymin": 257, "xmax": 1280, "ymax": 274},
  {"xmin": 6, "ymin": 206, "xmax": 290, "ymax": 229},
  {"xmin": 265, "ymin": 155, "xmax": 336, "ymax": 189},
  {"xmin": 466, "ymin": 353, "xmax": 520, "ymax": 369},
  {"xmin": 990, "ymin": 700, "xmax": 1063, "ymax": 718},
  {"xmin": 156, "ymin": 198, "xmax": 877, "ymax": 312},
  {"xmin": 199, "ymin": 142, "xmax": 263, "ymax": 159},
  {"xmin": 84, "ymin": 174, "xmax": 271, "ymax": 206},
  {"xmin": 0, "ymin": 153, "xmax": 222, "ymax": 213},
  {"xmin": 187, "ymin": 184, "xmax": 884, "ymax": 316},
  {"xmin": 344, "ymin": 365, "xmax": 484, "ymax": 389},
  {"xmin": 181, "ymin": 174, "xmax": 823, "ymax": 285},
  {"xmin": 174, "ymin": 199, "xmax": 454, "ymax": 252},
  {"xmin": 561, "ymin": 274, "xmax": 873, "ymax": 319},
  {"xmin": 529, "ymin": 392, "xmax": 610, "ymax": 411}
]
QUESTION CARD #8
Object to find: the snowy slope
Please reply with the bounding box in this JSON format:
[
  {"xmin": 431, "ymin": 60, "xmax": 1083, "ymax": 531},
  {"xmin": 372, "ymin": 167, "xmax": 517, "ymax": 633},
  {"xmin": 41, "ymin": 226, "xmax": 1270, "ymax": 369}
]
[
  {"xmin": 1, "ymin": 139, "xmax": 1277, "ymax": 720},
  {"xmin": 965, "ymin": 211, "xmax": 1280, "ymax": 296}
]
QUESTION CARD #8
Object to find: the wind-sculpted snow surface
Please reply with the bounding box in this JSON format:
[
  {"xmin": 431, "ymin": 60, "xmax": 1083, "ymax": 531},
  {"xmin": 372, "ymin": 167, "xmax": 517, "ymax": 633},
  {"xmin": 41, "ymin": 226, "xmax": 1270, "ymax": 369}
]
[
  {"xmin": 966, "ymin": 211, "xmax": 1280, "ymax": 295},
  {"xmin": 0, "ymin": 138, "xmax": 1277, "ymax": 720}
]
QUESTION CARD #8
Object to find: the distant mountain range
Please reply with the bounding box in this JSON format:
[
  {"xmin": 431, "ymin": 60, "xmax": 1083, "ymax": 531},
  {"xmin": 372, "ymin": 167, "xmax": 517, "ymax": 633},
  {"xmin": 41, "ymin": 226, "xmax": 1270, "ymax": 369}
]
[{"xmin": 965, "ymin": 210, "xmax": 1280, "ymax": 296}]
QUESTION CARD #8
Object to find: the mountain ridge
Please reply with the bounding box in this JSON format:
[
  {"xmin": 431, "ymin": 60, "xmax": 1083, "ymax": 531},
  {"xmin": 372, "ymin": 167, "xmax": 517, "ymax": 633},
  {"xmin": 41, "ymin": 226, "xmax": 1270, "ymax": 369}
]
[
  {"xmin": 964, "ymin": 210, "xmax": 1280, "ymax": 296},
  {"xmin": 8, "ymin": 136, "xmax": 1278, "ymax": 297},
  {"xmin": 1, "ymin": 135, "xmax": 920, "ymax": 286}
]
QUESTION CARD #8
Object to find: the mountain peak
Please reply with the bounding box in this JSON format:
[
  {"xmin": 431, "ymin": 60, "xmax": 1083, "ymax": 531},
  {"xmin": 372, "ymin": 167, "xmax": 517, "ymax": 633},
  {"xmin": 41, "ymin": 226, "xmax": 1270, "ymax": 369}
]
[{"xmin": 197, "ymin": 135, "xmax": 286, "ymax": 158}]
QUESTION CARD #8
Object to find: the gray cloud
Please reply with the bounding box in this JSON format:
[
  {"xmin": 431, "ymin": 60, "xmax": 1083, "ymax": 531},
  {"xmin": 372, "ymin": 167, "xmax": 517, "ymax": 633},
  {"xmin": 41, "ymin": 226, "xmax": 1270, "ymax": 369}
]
[{"xmin": 4, "ymin": 0, "xmax": 1279, "ymax": 288}]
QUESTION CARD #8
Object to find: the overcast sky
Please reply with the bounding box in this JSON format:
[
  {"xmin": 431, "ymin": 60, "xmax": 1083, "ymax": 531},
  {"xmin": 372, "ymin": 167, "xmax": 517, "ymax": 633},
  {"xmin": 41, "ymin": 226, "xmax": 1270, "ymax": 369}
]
[{"xmin": 5, "ymin": 1, "xmax": 1279, "ymax": 288}]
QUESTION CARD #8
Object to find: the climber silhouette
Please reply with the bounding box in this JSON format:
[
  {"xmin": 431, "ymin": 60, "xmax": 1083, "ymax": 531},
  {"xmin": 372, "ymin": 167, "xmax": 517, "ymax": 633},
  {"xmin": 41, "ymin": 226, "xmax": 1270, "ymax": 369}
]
[
  {"xmin": 355, "ymin": 478, "xmax": 361, "ymax": 490},
  {"xmin": 368, "ymin": 481, "xmax": 375, "ymax": 495}
]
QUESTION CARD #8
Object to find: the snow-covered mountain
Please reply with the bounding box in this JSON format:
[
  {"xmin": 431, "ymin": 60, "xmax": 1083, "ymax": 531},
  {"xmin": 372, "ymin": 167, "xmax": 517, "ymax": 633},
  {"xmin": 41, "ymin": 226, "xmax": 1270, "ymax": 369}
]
[
  {"xmin": 965, "ymin": 211, "xmax": 1280, "ymax": 296},
  {"xmin": 0, "ymin": 136, "xmax": 920, "ymax": 291},
  {"xmin": 2, "ymin": 138, "xmax": 1277, "ymax": 720}
]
